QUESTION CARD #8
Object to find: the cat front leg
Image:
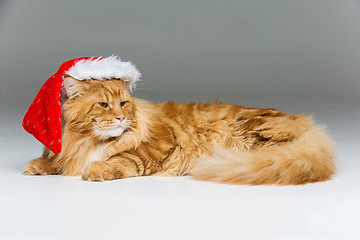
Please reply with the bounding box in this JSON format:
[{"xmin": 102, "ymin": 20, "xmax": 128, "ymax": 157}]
[
  {"xmin": 81, "ymin": 154, "xmax": 143, "ymax": 181},
  {"xmin": 24, "ymin": 158, "xmax": 59, "ymax": 175},
  {"xmin": 24, "ymin": 147, "xmax": 59, "ymax": 175}
]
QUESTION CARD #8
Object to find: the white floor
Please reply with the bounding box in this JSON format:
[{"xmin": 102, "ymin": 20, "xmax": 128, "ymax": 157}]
[{"xmin": 1, "ymin": 98, "xmax": 360, "ymax": 240}]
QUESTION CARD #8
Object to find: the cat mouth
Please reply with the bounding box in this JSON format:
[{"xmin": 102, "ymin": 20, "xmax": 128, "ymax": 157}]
[
  {"xmin": 108, "ymin": 124, "xmax": 131, "ymax": 132},
  {"xmin": 109, "ymin": 125, "xmax": 124, "ymax": 130}
]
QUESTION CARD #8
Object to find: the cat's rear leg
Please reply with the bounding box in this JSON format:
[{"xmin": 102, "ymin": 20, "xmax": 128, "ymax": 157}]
[{"xmin": 23, "ymin": 147, "xmax": 59, "ymax": 175}]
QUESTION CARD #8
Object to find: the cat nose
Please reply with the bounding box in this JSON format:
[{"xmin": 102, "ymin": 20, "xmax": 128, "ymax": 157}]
[{"xmin": 116, "ymin": 116, "xmax": 125, "ymax": 122}]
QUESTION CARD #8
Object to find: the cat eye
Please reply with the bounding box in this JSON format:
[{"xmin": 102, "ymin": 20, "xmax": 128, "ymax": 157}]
[
  {"xmin": 120, "ymin": 101, "xmax": 127, "ymax": 107},
  {"xmin": 98, "ymin": 102, "xmax": 109, "ymax": 108}
]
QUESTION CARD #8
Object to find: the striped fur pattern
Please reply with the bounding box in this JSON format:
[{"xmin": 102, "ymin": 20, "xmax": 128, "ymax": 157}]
[{"xmin": 24, "ymin": 78, "xmax": 335, "ymax": 185}]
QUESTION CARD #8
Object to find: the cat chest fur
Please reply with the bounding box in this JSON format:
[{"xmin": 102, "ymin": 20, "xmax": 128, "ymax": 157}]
[
  {"xmin": 85, "ymin": 144, "xmax": 107, "ymax": 168},
  {"xmin": 56, "ymin": 137, "xmax": 109, "ymax": 176}
]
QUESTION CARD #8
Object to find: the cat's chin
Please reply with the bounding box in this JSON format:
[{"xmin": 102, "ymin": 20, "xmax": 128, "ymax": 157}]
[{"xmin": 96, "ymin": 126, "xmax": 125, "ymax": 139}]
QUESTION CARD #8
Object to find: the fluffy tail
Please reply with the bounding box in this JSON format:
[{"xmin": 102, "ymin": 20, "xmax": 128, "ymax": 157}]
[{"xmin": 190, "ymin": 125, "xmax": 335, "ymax": 185}]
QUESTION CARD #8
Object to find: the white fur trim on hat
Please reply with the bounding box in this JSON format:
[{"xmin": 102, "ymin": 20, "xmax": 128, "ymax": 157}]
[{"xmin": 65, "ymin": 55, "xmax": 141, "ymax": 91}]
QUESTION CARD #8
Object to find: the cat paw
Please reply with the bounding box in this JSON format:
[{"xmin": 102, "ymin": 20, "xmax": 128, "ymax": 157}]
[
  {"xmin": 82, "ymin": 161, "xmax": 119, "ymax": 181},
  {"xmin": 24, "ymin": 159, "xmax": 56, "ymax": 176}
]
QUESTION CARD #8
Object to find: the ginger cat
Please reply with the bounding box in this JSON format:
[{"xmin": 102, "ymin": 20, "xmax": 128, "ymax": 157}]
[{"xmin": 24, "ymin": 77, "xmax": 335, "ymax": 185}]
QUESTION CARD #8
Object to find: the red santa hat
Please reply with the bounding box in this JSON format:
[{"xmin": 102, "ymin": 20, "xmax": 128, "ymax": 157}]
[{"xmin": 22, "ymin": 55, "xmax": 141, "ymax": 154}]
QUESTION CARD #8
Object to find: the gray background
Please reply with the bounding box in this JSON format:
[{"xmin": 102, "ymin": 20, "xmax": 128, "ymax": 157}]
[
  {"xmin": 1, "ymin": 0, "xmax": 360, "ymax": 104},
  {"xmin": 1, "ymin": 1, "xmax": 360, "ymax": 240}
]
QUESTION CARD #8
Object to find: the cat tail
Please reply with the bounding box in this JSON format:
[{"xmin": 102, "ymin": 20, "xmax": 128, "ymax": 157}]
[{"xmin": 189, "ymin": 125, "xmax": 336, "ymax": 185}]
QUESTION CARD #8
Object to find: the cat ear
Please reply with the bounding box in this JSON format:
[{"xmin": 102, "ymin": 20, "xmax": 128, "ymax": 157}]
[{"xmin": 63, "ymin": 76, "xmax": 89, "ymax": 99}]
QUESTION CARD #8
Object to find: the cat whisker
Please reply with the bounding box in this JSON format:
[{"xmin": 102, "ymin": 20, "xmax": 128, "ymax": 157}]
[
  {"xmin": 135, "ymin": 118, "xmax": 173, "ymax": 143},
  {"xmin": 128, "ymin": 126, "xmax": 173, "ymax": 145},
  {"xmin": 128, "ymin": 126, "xmax": 166, "ymax": 149},
  {"xmin": 128, "ymin": 126, "xmax": 149, "ymax": 138}
]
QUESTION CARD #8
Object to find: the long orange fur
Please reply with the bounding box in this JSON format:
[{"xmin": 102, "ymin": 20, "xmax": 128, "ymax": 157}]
[{"xmin": 24, "ymin": 78, "xmax": 335, "ymax": 185}]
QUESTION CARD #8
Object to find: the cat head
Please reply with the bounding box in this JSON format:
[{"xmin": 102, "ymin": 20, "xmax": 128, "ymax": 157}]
[{"xmin": 62, "ymin": 76, "xmax": 136, "ymax": 139}]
